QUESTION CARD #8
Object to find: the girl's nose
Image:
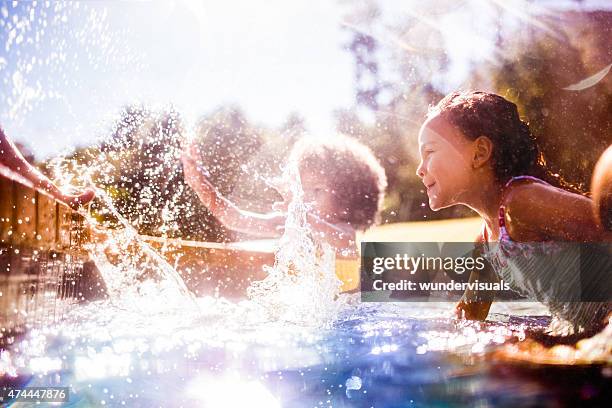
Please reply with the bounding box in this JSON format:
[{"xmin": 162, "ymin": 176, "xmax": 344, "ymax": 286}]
[{"xmin": 416, "ymin": 161, "xmax": 425, "ymax": 178}]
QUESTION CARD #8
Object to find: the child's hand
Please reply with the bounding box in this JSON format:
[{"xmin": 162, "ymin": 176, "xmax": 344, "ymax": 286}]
[
  {"xmin": 59, "ymin": 188, "xmax": 96, "ymax": 210},
  {"xmin": 455, "ymin": 299, "xmax": 491, "ymax": 321}
]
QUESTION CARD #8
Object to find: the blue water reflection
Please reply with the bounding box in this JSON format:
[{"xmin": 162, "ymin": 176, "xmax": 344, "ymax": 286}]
[{"xmin": 2, "ymin": 301, "xmax": 610, "ymax": 407}]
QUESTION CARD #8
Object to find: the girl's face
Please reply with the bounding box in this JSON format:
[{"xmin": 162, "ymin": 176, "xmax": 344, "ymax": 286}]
[{"xmin": 416, "ymin": 115, "xmax": 476, "ymax": 211}]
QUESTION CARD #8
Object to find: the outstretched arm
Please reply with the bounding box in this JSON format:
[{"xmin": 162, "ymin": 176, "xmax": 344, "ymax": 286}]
[
  {"xmin": 0, "ymin": 127, "xmax": 94, "ymax": 209},
  {"xmin": 180, "ymin": 145, "xmax": 285, "ymax": 238}
]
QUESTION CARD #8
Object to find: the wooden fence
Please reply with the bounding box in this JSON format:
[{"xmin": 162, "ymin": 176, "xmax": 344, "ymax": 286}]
[{"xmin": 0, "ymin": 164, "xmax": 103, "ymax": 341}]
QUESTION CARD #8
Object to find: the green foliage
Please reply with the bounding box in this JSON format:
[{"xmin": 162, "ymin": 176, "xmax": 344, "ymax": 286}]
[
  {"xmin": 484, "ymin": 13, "xmax": 612, "ymax": 189},
  {"xmin": 91, "ymin": 105, "xmax": 231, "ymax": 241},
  {"xmin": 191, "ymin": 107, "xmax": 299, "ymax": 213}
]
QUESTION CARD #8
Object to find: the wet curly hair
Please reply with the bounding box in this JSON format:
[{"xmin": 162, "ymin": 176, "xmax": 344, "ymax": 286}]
[
  {"xmin": 288, "ymin": 135, "xmax": 387, "ymax": 230},
  {"xmin": 428, "ymin": 91, "xmax": 540, "ymax": 183}
]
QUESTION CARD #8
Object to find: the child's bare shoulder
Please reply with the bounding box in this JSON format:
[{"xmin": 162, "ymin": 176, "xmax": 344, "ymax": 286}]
[
  {"xmin": 505, "ymin": 181, "xmax": 586, "ymax": 214},
  {"xmin": 504, "ymin": 181, "xmax": 594, "ymax": 241},
  {"xmin": 503, "ymin": 182, "xmax": 563, "ymax": 240},
  {"xmin": 504, "ymin": 181, "xmax": 558, "ymax": 206}
]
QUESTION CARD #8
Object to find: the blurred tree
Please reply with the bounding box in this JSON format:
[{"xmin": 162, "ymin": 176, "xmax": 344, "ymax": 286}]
[
  {"xmin": 483, "ymin": 10, "xmax": 612, "ymax": 190},
  {"xmin": 191, "ymin": 106, "xmax": 291, "ymax": 215},
  {"xmin": 234, "ymin": 113, "xmax": 303, "ymax": 210},
  {"xmin": 340, "ymin": 2, "xmax": 611, "ymax": 223},
  {"xmin": 340, "ymin": 1, "xmax": 471, "ymax": 222},
  {"xmin": 191, "ymin": 107, "xmax": 262, "ymax": 197},
  {"xmin": 91, "ymin": 105, "xmax": 232, "ymax": 241},
  {"xmin": 342, "ymin": 1, "xmax": 379, "ymax": 111},
  {"xmin": 280, "ymin": 112, "xmax": 307, "ymax": 142}
]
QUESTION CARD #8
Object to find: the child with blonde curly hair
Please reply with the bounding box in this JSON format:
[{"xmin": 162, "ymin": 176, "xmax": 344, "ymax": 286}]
[{"xmin": 181, "ymin": 134, "xmax": 387, "ymax": 258}]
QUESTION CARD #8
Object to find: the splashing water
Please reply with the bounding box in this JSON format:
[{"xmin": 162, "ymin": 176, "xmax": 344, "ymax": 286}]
[
  {"xmin": 82, "ymin": 187, "xmax": 199, "ymax": 312},
  {"xmin": 4, "ymin": 152, "xmax": 610, "ymax": 405},
  {"xmin": 2, "ymin": 2, "xmax": 611, "ymax": 406},
  {"xmin": 39, "ymin": 142, "xmax": 199, "ymax": 314},
  {"xmin": 247, "ymin": 165, "xmax": 347, "ymax": 328},
  {"xmin": 43, "ymin": 137, "xmax": 348, "ymax": 329}
]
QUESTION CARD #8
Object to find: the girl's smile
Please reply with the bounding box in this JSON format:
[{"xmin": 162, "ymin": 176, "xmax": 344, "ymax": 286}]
[{"xmin": 416, "ymin": 115, "xmax": 475, "ymax": 211}]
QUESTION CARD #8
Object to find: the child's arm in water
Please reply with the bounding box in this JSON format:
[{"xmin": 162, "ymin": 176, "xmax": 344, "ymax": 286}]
[
  {"xmin": 181, "ymin": 146, "xmax": 284, "ymax": 238},
  {"xmin": 455, "ymin": 236, "xmax": 497, "ymax": 320},
  {"xmin": 503, "ymin": 182, "xmax": 611, "ymax": 242},
  {"xmin": 0, "ymin": 127, "xmax": 94, "ymax": 209}
]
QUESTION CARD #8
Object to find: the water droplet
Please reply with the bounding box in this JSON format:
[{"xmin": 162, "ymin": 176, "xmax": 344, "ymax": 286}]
[{"xmin": 345, "ymin": 375, "xmax": 362, "ymax": 398}]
